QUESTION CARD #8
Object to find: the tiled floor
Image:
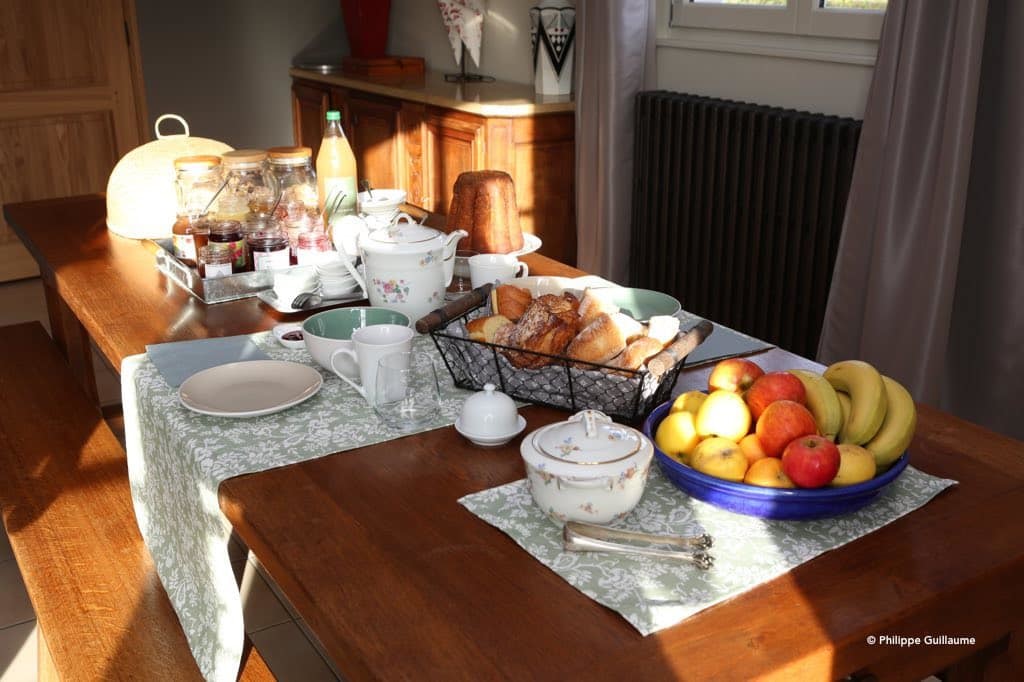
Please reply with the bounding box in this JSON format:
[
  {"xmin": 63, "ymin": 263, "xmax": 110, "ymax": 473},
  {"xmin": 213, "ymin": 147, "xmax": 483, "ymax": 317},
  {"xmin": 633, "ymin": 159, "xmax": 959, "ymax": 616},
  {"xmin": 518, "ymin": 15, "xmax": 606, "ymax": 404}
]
[{"xmin": 0, "ymin": 277, "xmax": 340, "ymax": 681}]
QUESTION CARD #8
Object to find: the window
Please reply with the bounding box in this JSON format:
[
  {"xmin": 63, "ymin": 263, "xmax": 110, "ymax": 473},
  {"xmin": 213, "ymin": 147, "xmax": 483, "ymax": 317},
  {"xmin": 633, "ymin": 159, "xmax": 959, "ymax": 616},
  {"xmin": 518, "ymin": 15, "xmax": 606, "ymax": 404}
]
[{"xmin": 671, "ymin": 0, "xmax": 887, "ymax": 40}]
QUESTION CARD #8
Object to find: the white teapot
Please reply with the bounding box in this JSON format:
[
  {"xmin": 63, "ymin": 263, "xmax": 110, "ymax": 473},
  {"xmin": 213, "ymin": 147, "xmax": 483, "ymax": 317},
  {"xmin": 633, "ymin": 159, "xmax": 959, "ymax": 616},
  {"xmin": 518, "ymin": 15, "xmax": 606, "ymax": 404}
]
[{"xmin": 348, "ymin": 214, "xmax": 467, "ymax": 323}]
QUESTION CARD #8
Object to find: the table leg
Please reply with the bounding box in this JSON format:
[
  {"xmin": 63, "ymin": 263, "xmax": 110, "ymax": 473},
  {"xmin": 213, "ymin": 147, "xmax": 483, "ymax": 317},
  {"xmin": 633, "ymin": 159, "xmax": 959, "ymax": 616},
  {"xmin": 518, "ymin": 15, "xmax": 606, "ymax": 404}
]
[{"xmin": 42, "ymin": 276, "xmax": 98, "ymax": 406}]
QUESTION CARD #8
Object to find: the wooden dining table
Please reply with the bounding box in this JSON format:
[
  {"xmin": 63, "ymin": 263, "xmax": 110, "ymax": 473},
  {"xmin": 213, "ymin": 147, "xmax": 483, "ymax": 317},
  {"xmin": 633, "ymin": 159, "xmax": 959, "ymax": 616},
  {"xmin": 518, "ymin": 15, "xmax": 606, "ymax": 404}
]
[{"xmin": 5, "ymin": 194, "xmax": 1023, "ymax": 681}]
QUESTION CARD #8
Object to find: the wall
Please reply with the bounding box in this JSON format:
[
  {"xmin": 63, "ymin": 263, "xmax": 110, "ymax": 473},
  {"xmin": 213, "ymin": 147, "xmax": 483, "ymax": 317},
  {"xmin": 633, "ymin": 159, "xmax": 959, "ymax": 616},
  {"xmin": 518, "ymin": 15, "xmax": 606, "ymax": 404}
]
[
  {"xmin": 654, "ymin": 0, "xmax": 876, "ymax": 119},
  {"xmin": 136, "ymin": 0, "xmax": 344, "ymax": 148},
  {"xmin": 386, "ymin": 0, "xmax": 536, "ymax": 85}
]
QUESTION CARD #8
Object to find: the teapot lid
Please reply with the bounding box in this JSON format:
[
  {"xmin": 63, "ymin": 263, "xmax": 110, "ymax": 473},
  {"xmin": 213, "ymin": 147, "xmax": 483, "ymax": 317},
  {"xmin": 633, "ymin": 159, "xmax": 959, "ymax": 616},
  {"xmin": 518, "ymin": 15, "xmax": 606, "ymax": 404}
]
[{"xmin": 362, "ymin": 214, "xmax": 446, "ymax": 253}]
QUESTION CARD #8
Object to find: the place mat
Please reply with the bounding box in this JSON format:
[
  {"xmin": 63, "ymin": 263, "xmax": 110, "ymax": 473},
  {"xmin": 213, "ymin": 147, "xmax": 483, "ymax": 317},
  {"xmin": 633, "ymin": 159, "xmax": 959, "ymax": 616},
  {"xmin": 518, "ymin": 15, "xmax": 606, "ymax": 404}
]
[
  {"xmin": 146, "ymin": 336, "xmax": 270, "ymax": 387},
  {"xmin": 122, "ymin": 332, "xmax": 471, "ymax": 681},
  {"xmin": 673, "ymin": 310, "xmax": 773, "ymax": 367},
  {"xmin": 460, "ymin": 464, "xmax": 956, "ymax": 636}
]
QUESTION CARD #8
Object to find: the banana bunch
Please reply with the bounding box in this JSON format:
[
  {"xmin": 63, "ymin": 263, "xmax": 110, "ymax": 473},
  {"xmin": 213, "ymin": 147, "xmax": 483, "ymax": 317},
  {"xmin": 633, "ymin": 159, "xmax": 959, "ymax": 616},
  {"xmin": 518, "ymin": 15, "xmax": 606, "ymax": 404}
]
[{"xmin": 822, "ymin": 361, "xmax": 917, "ymax": 470}]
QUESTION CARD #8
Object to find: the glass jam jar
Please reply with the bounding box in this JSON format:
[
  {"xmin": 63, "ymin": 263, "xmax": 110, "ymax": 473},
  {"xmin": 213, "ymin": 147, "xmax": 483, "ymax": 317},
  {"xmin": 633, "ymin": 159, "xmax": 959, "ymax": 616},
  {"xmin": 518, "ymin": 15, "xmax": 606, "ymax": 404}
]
[
  {"xmin": 248, "ymin": 233, "xmax": 290, "ymax": 272},
  {"xmin": 208, "ymin": 220, "xmax": 246, "ymax": 272},
  {"xmin": 217, "ymin": 149, "xmax": 276, "ymax": 221},
  {"xmin": 296, "ymin": 230, "xmax": 332, "ymax": 266},
  {"xmin": 172, "ymin": 156, "xmax": 222, "ymax": 266},
  {"xmin": 198, "ymin": 245, "xmax": 233, "ymax": 279},
  {"xmin": 241, "ymin": 215, "xmax": 282, "ymax": 271},
  {"xmin": 267, "ymin": 146, "xmax": 318, "ymax": 223}
]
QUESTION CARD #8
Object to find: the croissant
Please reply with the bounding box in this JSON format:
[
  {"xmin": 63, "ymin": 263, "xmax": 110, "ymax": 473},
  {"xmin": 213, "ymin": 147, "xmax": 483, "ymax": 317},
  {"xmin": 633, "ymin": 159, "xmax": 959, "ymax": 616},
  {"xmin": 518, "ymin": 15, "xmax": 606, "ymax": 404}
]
[
  {"xmin": 500, "ymin": 294, "xmax": 580, "ymax": 368},
  {"xmin": 609, "ymin": 336, "xmax": 666, "ymax": 371},
  {"xmin": 578, "ymin": 288, "xmax": 620, "ymax": 327},
  {"xmin": 566, "ymin": 312, "xmax": 645, "ymax": 365}
]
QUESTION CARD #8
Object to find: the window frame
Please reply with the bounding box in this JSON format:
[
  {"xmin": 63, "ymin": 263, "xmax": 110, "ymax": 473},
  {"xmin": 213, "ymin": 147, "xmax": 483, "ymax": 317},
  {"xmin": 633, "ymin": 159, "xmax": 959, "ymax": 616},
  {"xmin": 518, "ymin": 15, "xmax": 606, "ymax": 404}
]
[{"xmin": 671, "ymin": 0, "xmax": 885, "ymax": 41}]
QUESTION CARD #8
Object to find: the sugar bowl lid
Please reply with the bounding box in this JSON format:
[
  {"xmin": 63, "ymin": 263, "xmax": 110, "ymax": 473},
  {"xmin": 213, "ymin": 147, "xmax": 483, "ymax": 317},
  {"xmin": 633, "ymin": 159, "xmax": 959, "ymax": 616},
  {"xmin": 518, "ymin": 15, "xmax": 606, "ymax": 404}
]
[{"xmin": 522, "ymin": 410, "xmax": 653, "ymax": 479}]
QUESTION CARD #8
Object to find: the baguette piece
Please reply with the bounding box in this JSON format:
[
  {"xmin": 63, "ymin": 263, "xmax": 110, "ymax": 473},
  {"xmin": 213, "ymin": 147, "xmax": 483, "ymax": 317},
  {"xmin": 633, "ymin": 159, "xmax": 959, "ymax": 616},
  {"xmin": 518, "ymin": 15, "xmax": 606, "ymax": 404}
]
[
  {"xmin": 610, "ymin": 336, "xmax": 666, "ymax": 371},
  {"xmin": 578, "ymin": 288, "xmax": 620, "ymax": 327},
  {"xmin": 466, "ymin": 315, "xmax": 513, "ymax": 343},
  {"xmin": 490, "ymin": 284, "xmax": 532, "ymax": 321},
  {"xmin": 566, "ymin": 312, "xmax": 644, "ymax": 365}
]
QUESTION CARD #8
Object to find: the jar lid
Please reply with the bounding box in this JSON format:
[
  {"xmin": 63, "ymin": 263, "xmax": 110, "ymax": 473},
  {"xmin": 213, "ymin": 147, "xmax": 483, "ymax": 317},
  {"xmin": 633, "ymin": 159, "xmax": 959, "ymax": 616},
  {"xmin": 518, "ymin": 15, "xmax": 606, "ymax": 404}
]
[
  {"xmin": 199, "ymin": 245, "xmax": 233, "ymax": 261},
  {"xmin": 267, "ymin": 146, "xmax": 312, "ymax": 160},
  {"xmin": 174, "ymin": 155, "xmax": 221, "ymax": 171},
  {"xmin": 221, "ymin": 149, "xmax": 267, "ymax": 166}
]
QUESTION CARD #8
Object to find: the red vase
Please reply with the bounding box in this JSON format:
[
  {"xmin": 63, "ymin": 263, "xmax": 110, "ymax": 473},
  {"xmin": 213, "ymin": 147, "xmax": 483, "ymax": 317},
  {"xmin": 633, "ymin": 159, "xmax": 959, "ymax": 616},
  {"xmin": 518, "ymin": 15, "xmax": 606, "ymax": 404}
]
[{"xmin": 340, "ymin": 0, "xmax": 392, "ymax": 59}]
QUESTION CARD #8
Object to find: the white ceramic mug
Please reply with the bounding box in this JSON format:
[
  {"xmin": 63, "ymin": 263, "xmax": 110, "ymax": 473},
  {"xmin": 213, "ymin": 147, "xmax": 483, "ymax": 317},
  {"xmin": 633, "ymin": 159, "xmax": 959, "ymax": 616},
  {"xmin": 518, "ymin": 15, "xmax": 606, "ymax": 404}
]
[
  {"xmin": 330, "ymin": 324, "xmax": 414, "ymax": 405},
  {"xmin": 469, "ymin": 254, "xmax": 529, "ymax": 289}
]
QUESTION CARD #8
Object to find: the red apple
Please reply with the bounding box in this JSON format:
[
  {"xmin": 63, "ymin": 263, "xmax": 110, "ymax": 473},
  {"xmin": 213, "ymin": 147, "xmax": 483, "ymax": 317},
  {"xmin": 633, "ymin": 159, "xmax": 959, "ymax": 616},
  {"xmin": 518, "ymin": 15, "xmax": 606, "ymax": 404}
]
[
  {"xmin": 755, "ymin": 400, "xmax": 818, "ymax": 457},
  {"xmin": 745, "ymin": 372, "xmax": 807, "ymax": 420},
  {"xmin": 782, "ymin": 435, "xmax": 841, "ymax": 488},
  {"xmin": 708, "ymin": 358, "xmax": 765, "ymax": 393}
]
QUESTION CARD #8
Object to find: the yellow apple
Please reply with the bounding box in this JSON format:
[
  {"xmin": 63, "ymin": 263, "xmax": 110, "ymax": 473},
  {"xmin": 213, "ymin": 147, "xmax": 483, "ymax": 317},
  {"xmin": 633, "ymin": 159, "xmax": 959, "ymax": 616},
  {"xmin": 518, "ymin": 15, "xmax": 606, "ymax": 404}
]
[
  {"xmin": 739, "ymin": 433, "xmax": 768, "ymax": 465},
  {"xmin": 691, "ymin": 437, "xmax": 748, "ymax": 482},
  {"xmin": 695, "ymin": 390, "xmax": 751, "ymax": 443},
  {"xmin": 655, "ymin": 411, "xmax": 701, "ymax": 464},
  {"xmin": 671, "ymin": 390, "xmax": 708, "ymax": 416},
  {"xmin": 743, "ymin": 457, "xmax": 796, "ymax": 488},
  {"xmin": 831, "ymin": 443, "xmax": 877, "ymax": 487}
]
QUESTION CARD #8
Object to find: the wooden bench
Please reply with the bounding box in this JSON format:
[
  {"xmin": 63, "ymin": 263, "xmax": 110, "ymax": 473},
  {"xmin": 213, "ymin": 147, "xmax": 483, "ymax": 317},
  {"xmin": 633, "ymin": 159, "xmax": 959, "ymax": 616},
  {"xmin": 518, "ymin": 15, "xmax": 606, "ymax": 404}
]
[{"xmin": 0, "ymin": 322, "xmax": 274, "ymax": 681}]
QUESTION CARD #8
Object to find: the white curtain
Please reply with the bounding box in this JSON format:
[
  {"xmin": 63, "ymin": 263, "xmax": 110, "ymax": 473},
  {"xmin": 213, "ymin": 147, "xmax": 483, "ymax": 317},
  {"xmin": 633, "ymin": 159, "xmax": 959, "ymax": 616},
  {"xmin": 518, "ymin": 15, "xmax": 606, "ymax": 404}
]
[{"xmin": 575, "ymin": 0, "xmax": 657, "ymax": 282}]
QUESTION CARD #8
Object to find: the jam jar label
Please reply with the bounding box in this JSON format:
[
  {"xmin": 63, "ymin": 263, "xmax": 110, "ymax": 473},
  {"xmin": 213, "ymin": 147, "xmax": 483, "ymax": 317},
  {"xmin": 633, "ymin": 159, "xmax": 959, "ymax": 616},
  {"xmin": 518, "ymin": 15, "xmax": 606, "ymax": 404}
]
[
  {"xmin": 253, "ymin": 248, "xmax": 290, "ymax": 272},
  {"xmin": 203, "ymin": 261, "xmax": 233, "ymax": 279},
  {"xmin": 173, "ymin": 233, "xmax": 196, "ymax": 262},
  {"xmin": 226, "ymin": 239, "xmax": 246, "ymax": 269}
]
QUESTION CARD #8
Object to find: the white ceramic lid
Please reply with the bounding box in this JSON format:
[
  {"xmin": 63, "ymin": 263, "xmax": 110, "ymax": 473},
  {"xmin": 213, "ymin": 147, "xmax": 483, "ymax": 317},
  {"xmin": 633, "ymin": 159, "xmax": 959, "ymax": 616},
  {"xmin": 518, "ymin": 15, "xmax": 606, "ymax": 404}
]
[
  {"xmin": 459, "ymin": 383, "xmax": 519, "ymax": 437},
  {"xmin": 521, "ymin": 410, "xmax": 653, "ymax": 479},
  {"xmin": 361, "ymin": 215, "xmax": 445, "ymax": 254}
]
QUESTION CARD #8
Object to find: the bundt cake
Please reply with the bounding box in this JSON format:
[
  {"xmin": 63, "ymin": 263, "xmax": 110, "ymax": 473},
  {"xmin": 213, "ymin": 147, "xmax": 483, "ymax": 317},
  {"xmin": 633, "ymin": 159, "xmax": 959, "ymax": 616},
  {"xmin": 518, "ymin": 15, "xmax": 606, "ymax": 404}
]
[{"xmin": 447, "ymin": 170, "xmax": 524, "ymax": 253}]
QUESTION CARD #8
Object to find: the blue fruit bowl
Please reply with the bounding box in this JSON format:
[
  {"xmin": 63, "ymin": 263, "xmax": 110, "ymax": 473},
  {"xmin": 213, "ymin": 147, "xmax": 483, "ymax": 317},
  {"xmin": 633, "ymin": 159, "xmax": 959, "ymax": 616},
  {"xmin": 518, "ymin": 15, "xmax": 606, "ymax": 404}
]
[{"xmin": 642, "ymin": 401, "xmax": 910, "ymax": 520}]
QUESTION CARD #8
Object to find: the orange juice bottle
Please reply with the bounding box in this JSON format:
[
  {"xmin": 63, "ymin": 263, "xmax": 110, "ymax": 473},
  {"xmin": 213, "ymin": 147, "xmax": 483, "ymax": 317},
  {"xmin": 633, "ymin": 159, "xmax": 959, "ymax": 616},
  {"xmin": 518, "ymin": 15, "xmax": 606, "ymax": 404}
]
[{"xmin": 316, "ymin": 110, "xmax": 358, "ymax": 235}]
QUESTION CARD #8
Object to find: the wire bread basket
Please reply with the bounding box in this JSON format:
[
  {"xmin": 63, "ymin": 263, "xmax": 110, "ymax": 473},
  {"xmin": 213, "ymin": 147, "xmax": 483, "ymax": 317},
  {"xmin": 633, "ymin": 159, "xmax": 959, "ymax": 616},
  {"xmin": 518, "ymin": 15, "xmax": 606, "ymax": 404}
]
[{"xmin": 420, "ymin": 286, "xmax": 712, "ymax": 423}]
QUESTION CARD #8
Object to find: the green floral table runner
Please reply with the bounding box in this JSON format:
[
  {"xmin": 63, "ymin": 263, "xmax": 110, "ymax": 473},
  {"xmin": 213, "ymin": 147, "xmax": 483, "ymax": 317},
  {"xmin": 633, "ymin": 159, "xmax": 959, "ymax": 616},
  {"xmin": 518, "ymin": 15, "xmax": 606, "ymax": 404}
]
[
  {"xmin": 122, "ymin": 332, "xmax": 471, "ymax": 682},
  {"xmin": 460, "ymin": 465, "xmax": 956, "ymax": 636}
]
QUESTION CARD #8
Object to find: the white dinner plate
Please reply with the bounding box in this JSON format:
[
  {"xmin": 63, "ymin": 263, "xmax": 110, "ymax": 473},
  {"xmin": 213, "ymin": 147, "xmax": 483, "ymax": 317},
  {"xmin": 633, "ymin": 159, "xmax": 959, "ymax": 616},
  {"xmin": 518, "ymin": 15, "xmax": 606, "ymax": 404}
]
[
  {"xmin": 508, "ymin": 232, "xmax": 542, "ymax": 257},
  {"xmin": 179, "ymin": 360, "xmax": 323, "ymax": 418}
]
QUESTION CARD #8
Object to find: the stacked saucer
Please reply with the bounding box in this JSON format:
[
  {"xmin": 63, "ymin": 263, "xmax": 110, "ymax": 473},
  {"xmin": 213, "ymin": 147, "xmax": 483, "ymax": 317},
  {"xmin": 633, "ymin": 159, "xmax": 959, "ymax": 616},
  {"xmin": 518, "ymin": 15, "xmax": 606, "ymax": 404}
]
[{"xmin": 316, "ymin": 258, "xmax": 360, "ymax": 298}]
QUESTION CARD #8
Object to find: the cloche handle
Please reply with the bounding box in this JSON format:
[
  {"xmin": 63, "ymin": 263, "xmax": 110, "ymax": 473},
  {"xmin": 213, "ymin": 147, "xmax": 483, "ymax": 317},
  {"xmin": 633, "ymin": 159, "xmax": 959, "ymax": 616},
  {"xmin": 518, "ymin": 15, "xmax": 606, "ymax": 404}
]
[{"xmin": 154, "ymin": 114, "xmax": 189, "ymax": 139}]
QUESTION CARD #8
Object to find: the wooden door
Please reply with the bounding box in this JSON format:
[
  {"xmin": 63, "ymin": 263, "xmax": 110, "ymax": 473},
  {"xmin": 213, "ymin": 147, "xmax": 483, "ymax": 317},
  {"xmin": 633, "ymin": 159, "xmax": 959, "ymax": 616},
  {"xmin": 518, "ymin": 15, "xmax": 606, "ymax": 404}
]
[
  {"xmin": 422, "ymin": 108, "xmax": 485, "ymax": 214},
  {"xmin": 0, "ymin": 0, "xmax": 147, "ymax": 282},
  {"xmin": 291, "ymin": 80, "xmax": 330, "ymax": 159},
  {"xmin": 346, "ymin": 94, "xmax": 400, "ymax": 189}
]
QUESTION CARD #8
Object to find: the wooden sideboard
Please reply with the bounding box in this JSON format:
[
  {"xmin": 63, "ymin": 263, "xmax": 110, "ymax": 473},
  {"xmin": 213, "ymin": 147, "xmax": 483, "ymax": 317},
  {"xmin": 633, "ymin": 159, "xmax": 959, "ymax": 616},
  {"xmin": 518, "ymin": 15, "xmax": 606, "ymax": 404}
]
[{"xmin": 290, "ymin": 68, "xmax": 577, "ymax": 265}]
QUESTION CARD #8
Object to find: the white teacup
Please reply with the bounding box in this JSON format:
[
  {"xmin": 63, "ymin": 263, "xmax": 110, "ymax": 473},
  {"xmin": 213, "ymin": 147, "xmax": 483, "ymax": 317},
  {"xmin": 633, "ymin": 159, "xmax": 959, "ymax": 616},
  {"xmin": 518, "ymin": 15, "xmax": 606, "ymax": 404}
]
[
  {"xmin": 330, "ymin": 324, "xmax": 414, "ymax": 405},
  {"xmin": 469, "ymin": 254, "xmax": 529, "ymax": 289}
]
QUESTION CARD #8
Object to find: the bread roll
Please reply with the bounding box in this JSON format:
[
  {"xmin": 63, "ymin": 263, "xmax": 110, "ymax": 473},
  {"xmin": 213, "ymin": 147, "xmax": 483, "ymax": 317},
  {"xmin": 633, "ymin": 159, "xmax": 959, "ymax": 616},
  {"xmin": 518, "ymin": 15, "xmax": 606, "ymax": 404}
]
[
  {"xmin": 646, "ymin": 315, "xmax": 681, "ymax": 345},
  {"xmin": 610, "ymin": 336, "xmax": 666, "ymax": 371},
  {"xmin": 490, "ymin": 284, "xmax": 532, "ymax": 321},
  {"xmin": 467, "ymin": 315, "xmax": 513, "ymax": 343},
  {"xmin": 566, "ymin": 312, "xmax": 643, "ymax": 365},
  {"xmin": 578, "ymin": 288, "xmax": 620, "ymax": 327}
]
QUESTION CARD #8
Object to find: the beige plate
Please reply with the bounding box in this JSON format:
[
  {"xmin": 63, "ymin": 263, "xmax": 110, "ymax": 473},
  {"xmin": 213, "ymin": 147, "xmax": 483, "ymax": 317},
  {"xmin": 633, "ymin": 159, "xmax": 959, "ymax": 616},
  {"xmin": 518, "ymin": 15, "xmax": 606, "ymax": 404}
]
[{"xmin": 179, "ymin": 360, "xmax": 323, "ymax": 418}]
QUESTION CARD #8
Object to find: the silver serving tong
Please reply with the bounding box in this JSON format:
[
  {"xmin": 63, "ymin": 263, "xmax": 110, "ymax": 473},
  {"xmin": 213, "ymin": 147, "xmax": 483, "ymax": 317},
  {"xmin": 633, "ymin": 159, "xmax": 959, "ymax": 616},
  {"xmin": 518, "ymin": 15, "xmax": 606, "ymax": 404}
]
[{"xmin": 562, "ymin": 521, "xmax": 714, "ymax": 570}]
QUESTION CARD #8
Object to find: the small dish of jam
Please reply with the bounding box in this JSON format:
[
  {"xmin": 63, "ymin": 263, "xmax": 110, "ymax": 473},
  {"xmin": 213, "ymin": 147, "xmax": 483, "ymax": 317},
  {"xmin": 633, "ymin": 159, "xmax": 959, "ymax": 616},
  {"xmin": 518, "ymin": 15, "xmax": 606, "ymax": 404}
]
[{"xmin": 272, "ymin": 323, "xmax": 306, "ymax": 350}]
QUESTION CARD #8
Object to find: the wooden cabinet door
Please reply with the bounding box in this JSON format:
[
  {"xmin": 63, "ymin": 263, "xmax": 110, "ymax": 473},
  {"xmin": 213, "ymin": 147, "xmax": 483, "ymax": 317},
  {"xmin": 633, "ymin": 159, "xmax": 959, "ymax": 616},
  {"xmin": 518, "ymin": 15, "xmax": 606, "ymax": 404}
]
[
  {"xmin": 346, "ymin": 95, "xmax": 400, "ymax": 190},
  {"xmin": 0, "ymin": 0, "xmax": 146, "ymax": 282},
  {"xmin": 291, "ymin": 81, "xmax": 330, "ymax": 158},
  {"xmin": 422, "ymin": 109, "xmax": 486, "ymax": 214}
]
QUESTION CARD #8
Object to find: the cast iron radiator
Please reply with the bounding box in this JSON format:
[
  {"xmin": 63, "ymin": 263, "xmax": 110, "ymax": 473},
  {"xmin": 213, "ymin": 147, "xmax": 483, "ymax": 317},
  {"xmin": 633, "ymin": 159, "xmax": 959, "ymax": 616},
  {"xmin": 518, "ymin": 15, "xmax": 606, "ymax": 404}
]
[{"xmin": 629, "ymin": 91, "xmax": 861, "ymax": 358}]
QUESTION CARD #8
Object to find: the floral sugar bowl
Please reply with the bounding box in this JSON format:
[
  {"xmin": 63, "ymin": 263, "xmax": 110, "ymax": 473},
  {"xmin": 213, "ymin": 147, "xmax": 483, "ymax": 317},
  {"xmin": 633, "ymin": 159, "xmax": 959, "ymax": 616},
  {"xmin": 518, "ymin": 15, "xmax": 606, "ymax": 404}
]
[{"xmin": 520, "ymin": 410, "xmax": 654, "ymax": 525}]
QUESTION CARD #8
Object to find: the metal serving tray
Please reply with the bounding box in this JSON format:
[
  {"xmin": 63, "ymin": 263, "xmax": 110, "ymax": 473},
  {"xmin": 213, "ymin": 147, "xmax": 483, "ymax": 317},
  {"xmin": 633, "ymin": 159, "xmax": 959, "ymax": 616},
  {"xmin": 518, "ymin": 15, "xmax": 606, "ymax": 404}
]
[{"xmin": 151, "ymin": 238, "xmax": 312, "ymax": 304}]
